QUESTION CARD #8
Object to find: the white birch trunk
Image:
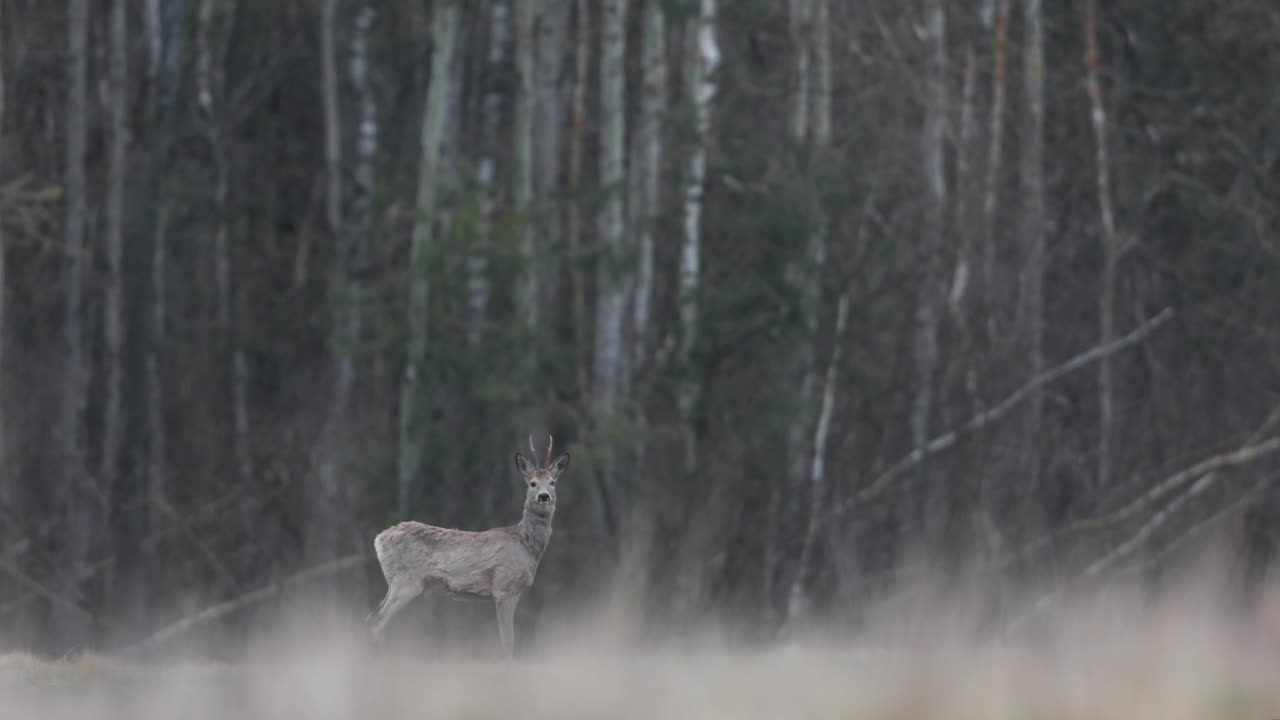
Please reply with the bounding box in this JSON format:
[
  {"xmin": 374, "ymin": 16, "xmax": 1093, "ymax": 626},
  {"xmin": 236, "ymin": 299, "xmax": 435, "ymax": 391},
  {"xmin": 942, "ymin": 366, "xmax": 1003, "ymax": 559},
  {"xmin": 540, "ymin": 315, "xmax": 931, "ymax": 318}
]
[
  {"xmin": 0, "ymin": 0, "xmax": 7, "ymax": 511},
  {"xmin": 101, "ymin": 0, "xmax": 128, "ymax": 500},
  {"xmin": 471, "ymin": 0, "xmax": 507, "ymax": 348},
  {"xmin": 912, "ymin": 0, "xmax": 946, "ymax": 492},
  {"xmin": 567, "ymin": 0, "xmax": 590, "ymax": 396},
  {"xmin": 314, "ymin": 0, "xmax": 346, "ymax": 562},
  {"xmin": 400, "ymin": 0, "xmax": 459, "ymax": 518},
  {"xmin": 57, "ymin": 0, "xmax": 92, "ymax": 647},
  {"xmin": 198, "ymin": 0, "xmax": 253, "ymax": 531},
  {"xmin": 514, "ymin": 0, "xmax": 538, "ymax": 329},
  {"xmin": 630, "ymin": 0, "xmax": 667, "ymax": 473},
  {"xmin": 1020, "ymin": 0, "xmax": 1046, "ymax": 488},
  {"xmin": 593, "ymin": 0, "xmax": 629, "ymax": 539},
  {"xmin": 1084, "ymin": 0, "xmax": 1119, "ymax": 490},
  {"xmin": 784, "ymin": 0, "xmax": 830, "ymax": 625},
  {"xmin": 981, "ymin": 0, "xmax": 1009, "ymax": 321},
  {"xmin": 678, "ymin": 0, "xmax": 717, "ymax": 475},
  {"xmin": 787, "ymin": 288, "xmax": 849, "ymax": 623}
]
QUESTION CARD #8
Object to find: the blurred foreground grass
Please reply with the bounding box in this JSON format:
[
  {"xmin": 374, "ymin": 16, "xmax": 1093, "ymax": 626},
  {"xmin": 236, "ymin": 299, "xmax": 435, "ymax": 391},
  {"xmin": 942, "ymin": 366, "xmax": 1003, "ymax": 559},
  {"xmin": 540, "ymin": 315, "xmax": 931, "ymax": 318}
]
[{"xmin": 0, "ymin": 642, "xmax": 1276, "ymax": 720}]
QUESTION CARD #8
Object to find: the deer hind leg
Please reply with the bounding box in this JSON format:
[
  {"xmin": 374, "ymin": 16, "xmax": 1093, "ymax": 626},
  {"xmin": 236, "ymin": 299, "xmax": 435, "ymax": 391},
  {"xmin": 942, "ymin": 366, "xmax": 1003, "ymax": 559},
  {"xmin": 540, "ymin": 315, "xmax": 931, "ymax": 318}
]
[
  {"xmin": 369, "ymin": 576, "xmax": 420, "ymax": 642},
  {"xmin": 494, "ymin": 593, "xmax": 520, "ymax": 657}
]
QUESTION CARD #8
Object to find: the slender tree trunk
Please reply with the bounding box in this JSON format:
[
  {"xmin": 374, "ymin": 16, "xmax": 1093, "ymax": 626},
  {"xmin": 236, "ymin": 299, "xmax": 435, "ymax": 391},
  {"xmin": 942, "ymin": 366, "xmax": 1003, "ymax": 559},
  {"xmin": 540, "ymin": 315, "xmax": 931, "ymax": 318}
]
[
  {"xmin": 1019, "ymin": 0, "xmax": 1046, "ymax": 498},
  {"xmin": 341, "ymin": 2, "xmax": 377, "ymax": 565},
  {"xmin": 788, "ymin": 0, "xmax": 811, "ymax": 144},
  {"xmin": 0, "ymin": 0, "xmax": 7, "ymax": 516},
  {"xmin": 784, "ymin": 0, "xmax": 830, "ymax": 626},
  {"xmin": 1083, "ymin": 0, "xmax": 1119, "ymax": 490},
  {"xmin": 534, "ymin": 0, "xmax": 569, "ymax": 242},
  {"xmin": 471, "ymin": 0, "xmax": 507, "ymax": 349},
  {"xmin": 566, "ymin": 0, "xmax": 590, "ymax": 398},
  {"xmin": 313, "ymin": 0, "xmax": 347, "ymax": 563},
  {"xmin": 473, "ymin": 0, "xmax": 506, "ymax": 348},
  {"xmin": 981, "ymin": 0, "xmax": 1009, "ymax": 327},
  {"xmin": 914, "ymin": 0, "xmax": 946, "ymax": 537},
  {"xmin": 593, "ymin": 0, "xmax": 628, "ymax": 543},
  {"xmin": 678, "ymin": 0, "xmax": 716, "ymax": 475},
  {"xmin": 57, "ymin": 0, "xmax": 93, "ymax": 650},
  {"xmin": 777, "ymin": 0, "xmax": 817, "ymax": 626},
  {"xmin": 632, "ymin": 0, "xmax": 666, "ymax": 473},
  {"xmin": 787, "ymin": 288, "xmax": 849, "ymax": 623},
  {"xmin": 101, "ymin": 0, "xmax": 129, "ymax": 512},
  {"xmin": 400, "ymin": 0, "xmax": 459, "ymax": 518},
  {"xmin": 514, "ymin": 0, "xmax": 537, "ymax": 330},
  {"xmin": 198, "ymin": 0, "xmax": 254, "ymax": 563},
  {"xmin": 125, "ymin": 0, "xmax": 189, "ymax": 623}
]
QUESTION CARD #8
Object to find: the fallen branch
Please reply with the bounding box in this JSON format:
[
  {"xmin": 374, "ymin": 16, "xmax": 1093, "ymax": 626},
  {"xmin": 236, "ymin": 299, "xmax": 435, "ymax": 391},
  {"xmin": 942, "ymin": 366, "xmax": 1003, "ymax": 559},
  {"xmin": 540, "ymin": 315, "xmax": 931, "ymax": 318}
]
[
  {"xmin": 125, "ymin": 554, "xmax": 368, "ymax": 653},
  {"xmin": 995, "ymin": 409, "xmax": 1280, "ymax": 569},
  {"xmin": 831, "ymin": 307, "xmax": 1174, "ymax": 520},
  {"xmin": 1008, "ymin": 468, "xmax": 1276, "ymax": 632}
]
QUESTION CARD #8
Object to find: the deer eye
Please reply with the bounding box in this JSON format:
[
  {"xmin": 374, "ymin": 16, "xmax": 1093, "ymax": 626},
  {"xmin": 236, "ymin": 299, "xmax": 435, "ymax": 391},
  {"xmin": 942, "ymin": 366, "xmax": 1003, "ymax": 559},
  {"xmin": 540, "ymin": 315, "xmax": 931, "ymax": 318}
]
[
  {"xmin": 529, "ymin": 481, "xmax": 536, "ymax": 488},
  {"xmin": 550, "ymin": 481, "xmax": 556, "ymax": 487}
]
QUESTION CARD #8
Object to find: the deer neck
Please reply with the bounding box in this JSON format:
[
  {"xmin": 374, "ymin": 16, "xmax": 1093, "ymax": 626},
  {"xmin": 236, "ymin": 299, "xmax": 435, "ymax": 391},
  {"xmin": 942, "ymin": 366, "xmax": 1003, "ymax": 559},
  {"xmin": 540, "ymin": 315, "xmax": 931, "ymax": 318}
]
[{"xmin": 516, "ymin": 504, "xmax": 554, "ymax": 558}]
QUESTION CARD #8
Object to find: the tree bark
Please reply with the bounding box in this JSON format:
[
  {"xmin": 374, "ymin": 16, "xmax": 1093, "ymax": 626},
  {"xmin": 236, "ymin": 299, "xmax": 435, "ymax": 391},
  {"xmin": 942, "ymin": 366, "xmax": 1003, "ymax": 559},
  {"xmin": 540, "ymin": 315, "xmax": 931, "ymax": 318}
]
[
  {"xmin": 632, "ymin": 0, "xmax": 666, "ymax": 473},
  {"xmin": 101, "ymin": 0, "xmax": 129, "ymax": 514},
  {"xmin": 471, "ymin": 0, "xmax": 507, "ymax": 349},
  {"xmin": 57, "ymin": 0, "xmax": 93, "ymax": 651},
  {"xmin": 514, "ymin": 0, "xmax": 538, "ymax": 331},
  {"xmin": 787, "ymin": 287, "xmax": 848, "ymax": 623},
  {"xmin": 591, "ymin": 0, "xmax": 629, "ymax": 543},
  {"xmin": 128, "ymin": 0, "xmax": 190, "ymax": 625},
  {"xmin": 914, "ymin": 0, "xmax": 946, "ymax": 539},
  {"xmin": 566, "ymin": 0, "xmax": 590, "ymax": 398},
  {"xmin": 678, "ymin": 0, "xmax": 717, "ymax": 475},
  {"xmin": 1084, "ymin": 0, "xmax": 1120, "ymax": 491},
  {"xmin": 400, "ymin": 0, "xmax": 459, "ymax": 518},
  {"xmin": 1019, "ymin": 0, "xmax": 1046, "ymax": 495},
  {"xmin": 981, "ymin": 0, "xmax": 1009, "ymax": 327}
]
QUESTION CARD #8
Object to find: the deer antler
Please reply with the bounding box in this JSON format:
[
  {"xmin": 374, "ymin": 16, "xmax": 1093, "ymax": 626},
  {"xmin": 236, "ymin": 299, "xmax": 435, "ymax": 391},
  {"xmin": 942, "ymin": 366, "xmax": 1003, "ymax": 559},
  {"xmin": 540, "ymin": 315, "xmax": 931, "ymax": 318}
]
[
  {"xmin": 529, "ymin": 434, "xmax": 538, "ymax": 462},
  {"xmin": 545, "ymin": 435, "xmax": 554, "ymax": 468}
]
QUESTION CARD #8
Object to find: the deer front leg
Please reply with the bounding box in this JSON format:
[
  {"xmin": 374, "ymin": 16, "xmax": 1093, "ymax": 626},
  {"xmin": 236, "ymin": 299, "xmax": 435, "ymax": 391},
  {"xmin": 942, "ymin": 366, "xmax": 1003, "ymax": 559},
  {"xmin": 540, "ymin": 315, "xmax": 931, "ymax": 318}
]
[{"xmin": 494, "ymin": 593, "xmax": 519, "ymax": 657}]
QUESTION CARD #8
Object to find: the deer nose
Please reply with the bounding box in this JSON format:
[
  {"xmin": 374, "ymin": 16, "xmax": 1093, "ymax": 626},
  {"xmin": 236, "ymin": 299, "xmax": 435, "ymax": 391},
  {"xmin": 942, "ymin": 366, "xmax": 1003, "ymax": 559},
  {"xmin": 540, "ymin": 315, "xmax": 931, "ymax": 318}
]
[{"xmin": 537, "ymin": 492, "xmax": 551, "ymax": 503}]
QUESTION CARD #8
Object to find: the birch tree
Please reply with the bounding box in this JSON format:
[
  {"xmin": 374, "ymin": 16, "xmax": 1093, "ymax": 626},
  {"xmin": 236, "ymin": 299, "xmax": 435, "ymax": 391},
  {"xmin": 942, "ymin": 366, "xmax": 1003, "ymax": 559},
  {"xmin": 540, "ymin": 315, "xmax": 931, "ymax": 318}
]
[
  {"xmin": 101, "ymin": 0, "xmax": 129, "ymax": 511},
  {"xmin": 785, "ymin": 0, "xmax": 830, "ymax": 625},
  {"xmin": 566, "ymin": 0, "xmax": 590, "ymax": 395},
  {"xmin": 126, "ymin": 0, "xmax": 189, "ymax": 616},
  {"xmin": 1084, "ymin": 0, "xmax": 1120, "ymax": 490},
  {"xmin": 56, "ymin": 0, "xmax": 92, "ymax": 648},
  {"xmin": 981, "ymin": 0, "xmax": 1009, "ymax": 322},
  {"xmin": 633, "ymin": 0, "xmax": 666, "ymax": 472},
  {"xmin": 913, "ymin": 0, "xmax": 946, "ymax": 498},
  {"xmin": 471, "ymin": 0, "xmax": 507, "ymax": 348},
  {"xmin": 514, "ymin": 0, "xmax": 537, "ymax": 329},
  {"xmin": 591, "ymin": 0, "xmax": 629, "ymax": 541},
  {"xmin": 197, "ymin": 0, "xmax": 253, "ymax": 552},
  {"xmin": 400, "ymin": 0, "xmax": 459, "ymax": 518},
  {"xmin": 678, "ymin": 0, "xmax": 717, "ymax": 474},
  {"xmin": 1019, "ymin": 0, "xmax": 1046, "ymax": 489},
  {"xmin": 0, "ymin": 0, "xmax": 7, "ymax": 513}
]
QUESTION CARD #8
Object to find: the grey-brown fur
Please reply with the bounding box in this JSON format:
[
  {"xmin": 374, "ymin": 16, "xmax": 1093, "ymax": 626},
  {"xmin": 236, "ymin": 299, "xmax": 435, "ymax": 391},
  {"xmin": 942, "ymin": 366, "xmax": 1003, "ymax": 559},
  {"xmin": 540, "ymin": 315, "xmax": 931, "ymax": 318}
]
[{"xmin": 368, "ymin": 435, "xmax": 568, "ymax": 655}]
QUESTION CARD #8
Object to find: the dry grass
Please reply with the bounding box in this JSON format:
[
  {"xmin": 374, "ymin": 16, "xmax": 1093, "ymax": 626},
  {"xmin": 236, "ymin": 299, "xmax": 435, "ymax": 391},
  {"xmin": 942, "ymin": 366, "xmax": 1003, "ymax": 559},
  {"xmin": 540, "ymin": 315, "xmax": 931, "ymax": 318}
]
[{"xmin": 2, "ymin": 569, "xmax": 1279, "ymax": 719}]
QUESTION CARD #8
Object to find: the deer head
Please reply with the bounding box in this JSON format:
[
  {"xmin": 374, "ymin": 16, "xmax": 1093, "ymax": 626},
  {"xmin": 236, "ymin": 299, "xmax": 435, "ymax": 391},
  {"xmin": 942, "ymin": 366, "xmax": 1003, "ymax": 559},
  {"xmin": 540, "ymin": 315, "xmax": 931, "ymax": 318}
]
[{"xmin": 514, "ymin": 434, "xmax": 569, "ymax": 515}]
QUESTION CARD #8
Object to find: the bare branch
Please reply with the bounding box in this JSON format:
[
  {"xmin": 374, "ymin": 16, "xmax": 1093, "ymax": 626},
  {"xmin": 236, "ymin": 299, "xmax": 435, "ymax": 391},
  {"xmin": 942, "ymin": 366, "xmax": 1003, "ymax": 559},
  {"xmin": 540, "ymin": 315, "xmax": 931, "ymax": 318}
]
[
  {"xmin": 829, "ymin": 308, "xmax": 1174, "ymax": 521},
  {"xmin": 125, "ymin": 554, "xmax": 368, "ymax": 654}
]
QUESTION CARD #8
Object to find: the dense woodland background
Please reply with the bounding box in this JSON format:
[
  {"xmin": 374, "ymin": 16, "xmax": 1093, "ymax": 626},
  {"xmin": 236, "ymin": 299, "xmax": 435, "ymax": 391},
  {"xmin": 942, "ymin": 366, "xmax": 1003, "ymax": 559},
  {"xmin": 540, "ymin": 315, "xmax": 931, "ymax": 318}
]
[{"xmin": 1, "ymin": 0, "xmax": 1280, "ymax": 656}]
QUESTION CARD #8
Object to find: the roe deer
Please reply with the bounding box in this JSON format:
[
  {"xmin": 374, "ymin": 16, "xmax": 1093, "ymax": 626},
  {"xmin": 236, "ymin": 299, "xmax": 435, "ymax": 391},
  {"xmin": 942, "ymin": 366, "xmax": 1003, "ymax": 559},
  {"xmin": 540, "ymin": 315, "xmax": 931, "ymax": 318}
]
[{"xmin": 368, "ymin": 434, "xmax": 568, "ymax": 655}]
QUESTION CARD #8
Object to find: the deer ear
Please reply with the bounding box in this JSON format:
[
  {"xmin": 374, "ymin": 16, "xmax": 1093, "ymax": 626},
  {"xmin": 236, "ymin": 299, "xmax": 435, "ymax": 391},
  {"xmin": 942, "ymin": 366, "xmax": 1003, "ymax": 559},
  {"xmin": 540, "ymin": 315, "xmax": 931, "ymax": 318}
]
[
  {"xmin": 548, "ymin": 452, "xmax": 570, "ymax": 476},
  {"xmin": 515, "ymin": 452, "xmax": 536, "ymax": 476}
]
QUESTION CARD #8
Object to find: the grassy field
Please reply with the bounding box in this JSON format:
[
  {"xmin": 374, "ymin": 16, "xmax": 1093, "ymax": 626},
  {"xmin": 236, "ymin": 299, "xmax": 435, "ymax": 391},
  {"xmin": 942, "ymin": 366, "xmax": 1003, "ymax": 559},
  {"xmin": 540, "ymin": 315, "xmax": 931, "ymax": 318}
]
[
  {"xmin": 1, "ymin": 625, "xmax": 1278, "ymax": 719},
  {"xmin": 3, "ymin": 574, "xmax": 1279, "ymax": 719}
]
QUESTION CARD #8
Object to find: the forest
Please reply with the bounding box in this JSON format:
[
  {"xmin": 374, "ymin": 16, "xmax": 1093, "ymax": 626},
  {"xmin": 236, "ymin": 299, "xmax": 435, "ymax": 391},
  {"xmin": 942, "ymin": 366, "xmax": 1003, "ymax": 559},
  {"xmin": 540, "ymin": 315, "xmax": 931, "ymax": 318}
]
[{"xmin": 0, "ymin": 0, "xmax": 1279, "ymax": 658}]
